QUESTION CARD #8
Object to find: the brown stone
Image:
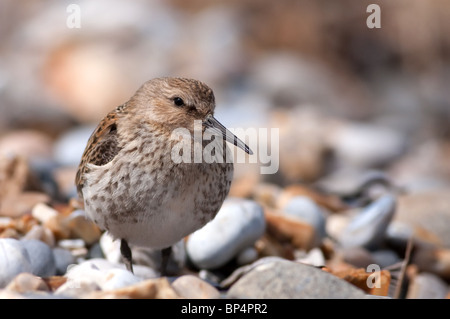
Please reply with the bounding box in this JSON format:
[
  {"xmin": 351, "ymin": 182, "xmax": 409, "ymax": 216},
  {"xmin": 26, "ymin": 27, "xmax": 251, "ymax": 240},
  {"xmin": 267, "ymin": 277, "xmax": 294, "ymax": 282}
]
[
  {"xmin": 265, "ymin": 209, "xmax": 316, "ymax": 250},
  {"xmin": 329, "ymin": 267, "xmax": 391, "ymax": 296},
  {"xmin": 171, "ymin": 275, "xmax": 220, "ymax": 299}
]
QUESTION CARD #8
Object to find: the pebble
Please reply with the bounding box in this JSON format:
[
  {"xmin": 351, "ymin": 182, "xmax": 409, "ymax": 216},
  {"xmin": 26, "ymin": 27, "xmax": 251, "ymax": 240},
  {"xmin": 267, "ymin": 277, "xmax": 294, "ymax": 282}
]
[
  {"xmin": 326, "ymin": 122, "xmax": 406, "ymax": 168},
  {"xmin": 235, "ymin": 247, "xmax": 259, "ymax": 266},
  {"xmin": 0, "ymin": 238, "xmax": 33, "ymax": 288},
  {"xmin": 23, "ymin": 224, "xmax": 55, "ymax": 247},
  {"xmin": 21, "ymin": 239, "xmax": 56, "ymax": 277},
  {"xmin": 53, "ymin": 247, "xmax": 76, "ymax": 275},
  {"xmin": 338, "ymin": 195, "xmax": 396, "ymax": 250},
  {"xmin": 53, "ymin": 125, "xmax": 96, "ymax": 167},
  {"xmin": 5, "ymin": 272, "xmax": 49, "ymax": 294},
  {"xmin": 55, "ymin": 258, "xmax": 142, "ymax": 297},
  {"xmin": 86, "ymin": 278, "xmax": 179, "ymax": 299},
  {"xmin": 407, "ymin": 272, "xmax": 449, "ymax": 299},
  {"xmin": 66, "ymin": 210, "xmax": 102, "ymax": 245},
  {"xmin": 0, "ymin": 130, "xmax": 53, "ymax": 161},
  {"xmin": 283, "ymin": 196, "xmax": 327, "ymax": 246},
  {"xmin": 227, "ymin": 259, "xmax": 366, "ymax": 298},
  {"xmin": 186, "ymin": 199, "xmax": 265, "ymax": 269},
  {"xmin": 296, "ymin": 247, "xmax": 326, "ymax": 267},
  {"xmin": 31, "ymin": 203, "xmax": 58, "ymax": 224},
  {"xmin": 0, "ymin": 192, "xmax": 51, "ymax": 218},
  {"xmin": 265, "ymin": 210, "xmax": 316, "ymax": 250},
  {"xmin": 340, "ymin": 247, "xmax": 376, "ymax": 269},
  {"xmin": 315, "ymin": 168, "xmax": 393, "ymax": 206},
  {"xmin": 371, "ymin": 250, "xmax": 401, "ymax": 268},
  {"xmin": 171, "ymin": 275, "xmax": 220, "ymax": 299},
  {"xmin": 394, "ymin": 189, "xmax": 450, "ymax": 248}
]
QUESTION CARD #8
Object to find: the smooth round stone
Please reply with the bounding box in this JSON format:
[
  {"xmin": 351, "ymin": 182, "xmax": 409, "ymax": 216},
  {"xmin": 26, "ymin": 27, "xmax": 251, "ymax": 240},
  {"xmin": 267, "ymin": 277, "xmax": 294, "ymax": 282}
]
[
  {"xmin": 186, "ymin": 199, "xmax": 265, "ymax": 270},
  {"xmin": 53, "ymin": 247, "xmax": 76, "ymax": 275},
  {"xmin": 21, "ymin": 239, "xmax": 56, "ymax": 277},
  {"xmin": 283, "ymin": 196, "xmax": 326, "ymax": 246},
  {"xmin": 339, "ymin": 195, "xmax": 396, "ymax": 250},
  {"xmin": 227, "ymin": 259, "xmax": 366, "ymax": 299},
  {"xmin": 0, "ymin": 238, "xmax": 33, "ymax": 288}
]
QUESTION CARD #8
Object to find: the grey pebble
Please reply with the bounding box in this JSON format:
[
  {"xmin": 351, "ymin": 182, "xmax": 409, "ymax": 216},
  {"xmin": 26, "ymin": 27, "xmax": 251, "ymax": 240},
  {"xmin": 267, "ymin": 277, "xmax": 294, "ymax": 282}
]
[
  {"xmin": 227, "ymin": 259, "xmax": 366, "ymax": 299},
  {"xmin": 21, "ymin": 239, "xmax": 56, "ymax": 277},
  {"xmin": 0, "ymin": 238, "xmax": 33, "ymax": 288},
  {"xmin": 53, "ymin": 247, "xmax": 76, "ymax": 275}
]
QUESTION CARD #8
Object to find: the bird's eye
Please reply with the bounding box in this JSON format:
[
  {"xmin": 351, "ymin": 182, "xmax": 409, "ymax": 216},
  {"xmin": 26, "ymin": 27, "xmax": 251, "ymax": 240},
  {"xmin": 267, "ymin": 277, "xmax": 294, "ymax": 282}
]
[{"xmin": 173, "ymin": 97, "xmax": 185, "ymax": 107}]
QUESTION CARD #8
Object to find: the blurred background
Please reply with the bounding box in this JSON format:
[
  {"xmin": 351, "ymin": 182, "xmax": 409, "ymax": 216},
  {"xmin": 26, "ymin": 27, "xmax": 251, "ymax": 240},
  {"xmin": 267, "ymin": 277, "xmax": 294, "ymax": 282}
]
[
  {"xmin": 0, "ymin": 0, "xmax": 449, "ymax": 199},
  {"xmin": 1, "ymin": 0, "xmax": 450, "ymax": 299}
]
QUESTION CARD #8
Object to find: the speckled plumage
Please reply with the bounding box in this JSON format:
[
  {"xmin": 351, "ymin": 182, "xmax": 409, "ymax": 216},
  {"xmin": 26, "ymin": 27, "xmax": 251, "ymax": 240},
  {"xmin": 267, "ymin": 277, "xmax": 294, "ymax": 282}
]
[{"xmin": 75, "ymin": 77, "xmax": 250, "ymax": 273}]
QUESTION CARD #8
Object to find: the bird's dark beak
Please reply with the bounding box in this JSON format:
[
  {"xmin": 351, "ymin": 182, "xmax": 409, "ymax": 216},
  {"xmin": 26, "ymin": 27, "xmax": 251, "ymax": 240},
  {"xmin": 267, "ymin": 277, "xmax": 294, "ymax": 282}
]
[{"xmin": 203, "ymin": 115, "xmax": 253, "ymax": 155}]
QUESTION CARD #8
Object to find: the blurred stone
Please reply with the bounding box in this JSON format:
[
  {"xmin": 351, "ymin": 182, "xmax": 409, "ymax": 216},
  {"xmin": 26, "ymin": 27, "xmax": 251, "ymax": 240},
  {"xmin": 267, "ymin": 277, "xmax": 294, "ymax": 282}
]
[
  {"xmin": 325, "ymin": 121, "xmax": 407, "ymax": 168},
  {"xmin": 86, "ymin": 278, "xmax": 179, "ymax": 299},
  {"xmin": 283, "ymin": 196, "xmax": 327, "ymax": 246},
  {"xmin": 340, "ymin": 247, "xmax": 376, "ymax": 269},
  {"xmin": 0, "ymin": 192, "xmax": 51, "ymax": 218},
  {"xmin": 31, "ymin": 203, "xmax": 58, "ymax": 224},
  {"xmin": 5, "ymin": 273, "xmax": 49, "ymax": 293},
  {"xmin": 227, "ymin": 259, "xmax": 366, "ymax": 298},
  {"xmin": 44, "ymin": 41, "xmax": 132, "ymax": 123},
  {"xmin": 265, "ymin": 209, "xmax": 316, "ymax": 250},
  {"xmin": 251, "ymin": 183, "xmax": 283, "ymax": 208},
  {"xmin": 53, "ymin": 247, "xmax": 76, "ymax": 275},
  {"xmin": 328, "ymin": 267, "xmax": 391, "ymax": 296},
  {"xmin": 371, "ymin": 250, "xmax": 401, "ymax": 268},
  {"xmin": 235, "ymin": 246, "xmax": 259, "ymax": 266},
  {"xmin": 53, "ymin": 126, "xmax": 95, "ymax": 167},
  {"xmin": 0, "ymin": 238, "xmax": 33, "ymax": 288},
  {"xmin": 186, "ymin": 199, "xmax": 265, "ymax": 269},
  {"xmin": 23, "ymin": 224, "xmax": 56, "ymax": 247},
  {"xmin": 297, "ymin": 247, "xmax": 326, "ymax": 267},
  {"xmin": 394, "ymin": 189, "xmax": 450, "ymax": 248},
  {"xmin": 407, "ymin": 272, "xmax": 449, "ymax": 299},
  {"xmin": 66, "ymin": 210, "xmax": 102, "ymax": 245},
  {"xmin": 56, "ymin": 258, "xmax": 142, "ymax": 297},
  {"xmin": 326, "ymin": 212, "xmax": 352, "ymax": 241},
  {"xmin": 0, "ymin": 130, "xmax": 53, "ymax": 161},
  {"xmin": 413, "ymin": 247, "xmax": 450, "ymax": 279},
  {"xmin": 21, "ymin": 239, "xmax": 57, "ymax": 277},
  {"xmin": 339, "ymin": 195, "xmax": 396, "ymax": 250},
  {"xmin": 271, "ymin": 109, "xmax": 327, "ymax": 183},
  {"xmin": 315, "ymin": 168, "xmax": 393, "ymax": 206},
  {"xmin": 278, "ymin": 184, "xmax": 347, "ymax": 213},
  {"xmin": 171, "ymin": 275, "xmax": 220, "ymax": 299}
]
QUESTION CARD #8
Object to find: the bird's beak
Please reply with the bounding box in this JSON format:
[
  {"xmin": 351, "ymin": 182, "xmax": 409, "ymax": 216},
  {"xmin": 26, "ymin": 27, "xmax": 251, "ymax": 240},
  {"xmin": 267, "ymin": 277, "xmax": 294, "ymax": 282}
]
[{"xmin": 203, "ymin": 115, "xmax": 253, "ymax": 155}]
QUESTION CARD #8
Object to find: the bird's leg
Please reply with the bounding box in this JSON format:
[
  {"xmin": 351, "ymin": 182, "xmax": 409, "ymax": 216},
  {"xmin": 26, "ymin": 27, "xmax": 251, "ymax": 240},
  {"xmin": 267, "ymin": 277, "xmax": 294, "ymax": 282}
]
[
  {"xmin": 161, "ymin": 246, "xmax": 172, "ymax": 277},
  {"xmin": 120, "ymin": 239, "xmax": 134, "ymax": 274}
]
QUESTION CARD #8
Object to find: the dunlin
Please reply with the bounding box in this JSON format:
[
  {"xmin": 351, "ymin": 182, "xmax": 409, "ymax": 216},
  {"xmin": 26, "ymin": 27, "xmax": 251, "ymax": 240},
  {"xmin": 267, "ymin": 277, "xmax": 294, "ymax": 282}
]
[{"xmin": 75, "ymin": 77, "xmax": 252, "ymax": 274}]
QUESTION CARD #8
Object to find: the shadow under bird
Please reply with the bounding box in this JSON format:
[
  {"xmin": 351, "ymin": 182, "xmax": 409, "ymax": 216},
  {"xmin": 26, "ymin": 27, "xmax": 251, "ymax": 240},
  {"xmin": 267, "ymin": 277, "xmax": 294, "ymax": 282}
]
[{"xmin": 75, "ymin": 77, "xmax": 252, "ymax": 274}]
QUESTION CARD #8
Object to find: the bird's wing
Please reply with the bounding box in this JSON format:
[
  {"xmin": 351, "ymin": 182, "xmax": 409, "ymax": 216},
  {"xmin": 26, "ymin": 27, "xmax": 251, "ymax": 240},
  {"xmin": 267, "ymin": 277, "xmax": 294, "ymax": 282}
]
[{"xmin": 75, "ymin": 111, "xmax": 122, "ymax": 199}]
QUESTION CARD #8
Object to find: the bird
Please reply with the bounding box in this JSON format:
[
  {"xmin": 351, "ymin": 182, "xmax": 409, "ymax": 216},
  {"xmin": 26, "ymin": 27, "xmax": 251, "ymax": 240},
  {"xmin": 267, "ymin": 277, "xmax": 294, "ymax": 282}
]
[{"xmin": 75, "ymin": 77, "xmax": 252, "ymax": 274}]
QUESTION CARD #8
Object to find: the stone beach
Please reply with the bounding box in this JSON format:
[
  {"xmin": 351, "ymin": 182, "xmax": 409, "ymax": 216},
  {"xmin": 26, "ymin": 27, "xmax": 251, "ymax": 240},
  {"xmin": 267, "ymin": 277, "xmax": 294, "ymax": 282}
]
[{"xmin": 1, "ymin": 1, "xmax": 450, "ymax": 299}]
